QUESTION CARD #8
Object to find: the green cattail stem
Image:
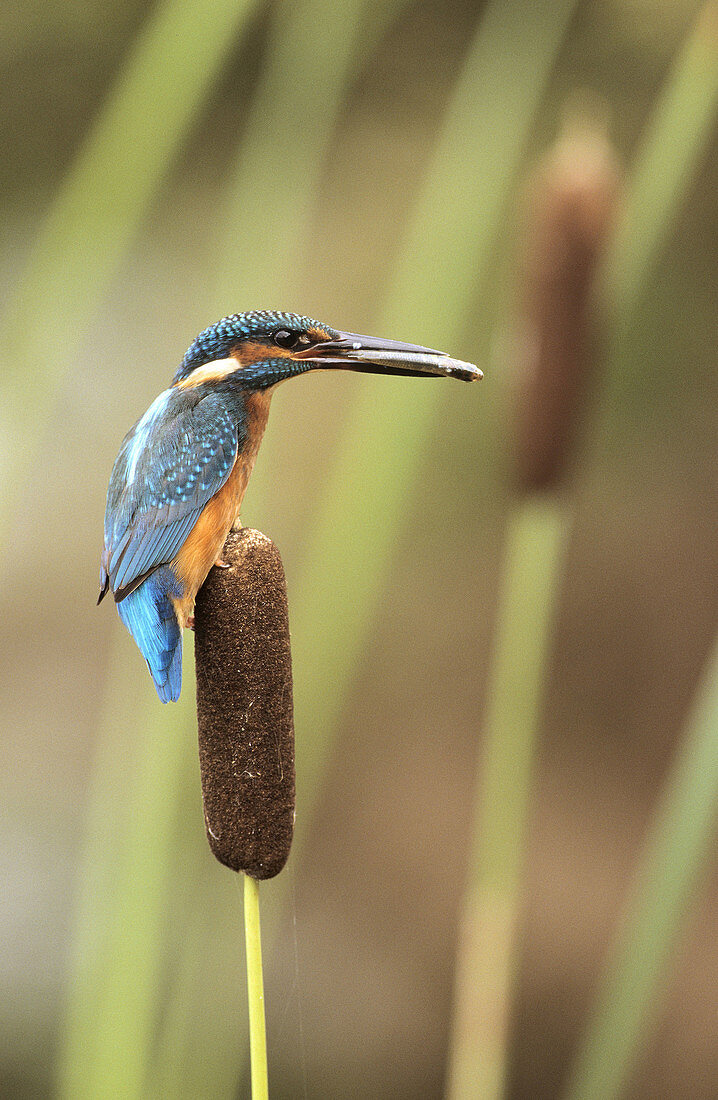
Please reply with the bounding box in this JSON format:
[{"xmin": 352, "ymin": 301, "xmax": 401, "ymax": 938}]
[
  {"xmin": 446, "ymin": 497, "xmax": 569, "ymax": 1100},
  {"xmin": 243, "ymin": 874, "xmax": 269, "ymax": 1100}
]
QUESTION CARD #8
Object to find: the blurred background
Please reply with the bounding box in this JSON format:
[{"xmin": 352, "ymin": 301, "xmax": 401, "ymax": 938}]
[{"xmin": 2, "ymin": 0, "xmax": 717, "ymax": 1097}]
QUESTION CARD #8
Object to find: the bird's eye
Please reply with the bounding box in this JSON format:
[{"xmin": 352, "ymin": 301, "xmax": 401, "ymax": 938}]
[{"xmin": 274, "ymin": 329, "xmax": 301, "ymax": 349}]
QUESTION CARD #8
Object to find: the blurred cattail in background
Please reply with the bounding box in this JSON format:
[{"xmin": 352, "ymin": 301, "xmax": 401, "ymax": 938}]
[
  {"xmin": 509, "ymin": 101, "xmax": 622, "ymax": 493},
  {"xmin": 446, "ymin": 104, "xmax": 623, "ymax": 1100}
]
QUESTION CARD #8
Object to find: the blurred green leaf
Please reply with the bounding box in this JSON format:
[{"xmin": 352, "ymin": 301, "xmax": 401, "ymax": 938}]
[
  {"xmin": 446, "ymin": 500, "xmax": 569, "ymax": 1100},
  {"xmin": 216, "ymin": 0, "xmax": 413, "ymax": 307},
  {"xmin": 598, "ymin": 0, "xmax": 718, "ymax": 413},
  {"xmin": 604, "ymin": 2, "xmax": 718, "ymax": 322},
  {"xmin": 565, "ymin": 633, "xmax": 718, "ymax": 1100},
  {"xmin": 56, "ymin": 642, "xmax": 196, "ymax": 1100},
  {"xmin": 0, "ymin": 0, "xmax": 261, "ymax": 535}
]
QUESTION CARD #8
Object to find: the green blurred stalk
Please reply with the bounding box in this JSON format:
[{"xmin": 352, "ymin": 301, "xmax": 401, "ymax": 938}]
[
  {"xmin": 216, "ymin": 0, "xmax": 412, "ymax": 307},
  {"xmin": 446, "ymin": 498, "xmax": 569, "ymax": 1100},
  {"xmin": 55, "ymin": 642, "xmax": 137, "ymax": 1100},
  {"xmin": 0, "ymin": 0, "xmax": 260, "ymax": 537},
  {"xmin": 564, "ymin": 634, "xmax": 718, "ymax": 1100},
  {"xmin": 598, "ymin": 0, "xmax": 718, "ymax": 386},
  {"xmin": 244, "ymin": 876, "xmax": 269, "ymax": 1100},
  {"xmin": 56, "ymin": 643, "xmax": 196, "ymax": 1100}
]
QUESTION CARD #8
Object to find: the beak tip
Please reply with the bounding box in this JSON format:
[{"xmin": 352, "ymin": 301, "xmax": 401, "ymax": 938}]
[{"xmin": 448, "ymin": 360, "xmax": 483, "ymax": 382}]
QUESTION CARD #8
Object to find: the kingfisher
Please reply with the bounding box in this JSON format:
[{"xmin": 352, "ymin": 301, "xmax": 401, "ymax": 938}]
[{"xmin": 99, "ymin": 310, "xmax": 481, "ymax": 702}]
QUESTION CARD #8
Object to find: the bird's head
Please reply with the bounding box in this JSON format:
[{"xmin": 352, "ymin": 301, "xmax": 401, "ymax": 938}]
[{"xmin": 171, "ymin": 310, "xmax": 482, "ymax": 390}]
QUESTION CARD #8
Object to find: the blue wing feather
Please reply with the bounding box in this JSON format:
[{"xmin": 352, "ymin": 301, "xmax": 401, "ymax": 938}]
[
  {"xmin": 101, "ymin": 385, "xmax": 245, "ymax": 702},
  {"xmin": 117, "ymin": 567, "xmax": 184, "ymax": 702},
  {"xmin": 112, "ymin": 509, "xmax": 201, "ymax": 594},
  {"xmin": 102, "ymin": 387, "xmax": 242, "ymax": 599}
]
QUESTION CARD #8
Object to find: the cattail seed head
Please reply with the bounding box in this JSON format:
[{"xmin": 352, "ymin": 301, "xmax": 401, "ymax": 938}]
[
  {"xmin": 194, "ymin": 528, "xmax": 295, "ymax": 879},
  {"xmin": 511, "ymin": 103, "xmax": 622, "ymax": 492}
]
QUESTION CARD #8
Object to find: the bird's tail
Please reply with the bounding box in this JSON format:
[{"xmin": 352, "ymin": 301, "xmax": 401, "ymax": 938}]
[{"xmin": 117, "ymin": 568, "xmax": 183, "ymax": 702}]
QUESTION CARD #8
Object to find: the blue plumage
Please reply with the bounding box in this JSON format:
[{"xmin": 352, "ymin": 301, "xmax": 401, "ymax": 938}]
[
  {"xmin": 101, "ymin": 388, "xmax": 241, "ymax": 598},
  {"xmin": 117, "ymin": 567, "xmax": 183, "ymax": 702},
  {"xmin": 100, "ymin": 384, "xmax": 246, "ymax": 700}
]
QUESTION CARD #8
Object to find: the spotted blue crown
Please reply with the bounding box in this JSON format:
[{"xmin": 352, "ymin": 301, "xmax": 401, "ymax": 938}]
[{"xmin": 173, "ymin": 310, "xmax": 338, "ymax": 382}]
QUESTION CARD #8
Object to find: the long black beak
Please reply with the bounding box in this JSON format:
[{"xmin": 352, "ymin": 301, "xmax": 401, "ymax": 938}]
[{"xmin": 295, "ymin": 331, "xmax": 482, "ymax": 382}]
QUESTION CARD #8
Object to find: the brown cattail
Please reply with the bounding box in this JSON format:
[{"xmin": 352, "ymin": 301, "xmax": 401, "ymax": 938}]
[
  {"xmin": 511, "ymin": 101, "xmax": 622, "ymax": 492},
  {"xmin": 194, "ymin": 528, "xmax": 295, "ymax": 879}
]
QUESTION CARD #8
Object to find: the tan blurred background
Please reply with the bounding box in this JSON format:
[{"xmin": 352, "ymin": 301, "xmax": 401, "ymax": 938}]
[{"xmin": 2, "ymin": 1, "xmax": 718, "ymax": 1097}]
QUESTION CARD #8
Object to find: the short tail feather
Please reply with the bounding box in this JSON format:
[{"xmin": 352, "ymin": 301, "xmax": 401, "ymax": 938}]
[{"xmin": 117, "ymin": 567, "xmax": 183, "ymax": 702}]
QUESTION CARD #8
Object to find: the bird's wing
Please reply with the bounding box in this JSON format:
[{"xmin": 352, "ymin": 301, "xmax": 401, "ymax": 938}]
[{"xmin": 100, "ymin": 388, "xmax": 241, "ymax": 599}]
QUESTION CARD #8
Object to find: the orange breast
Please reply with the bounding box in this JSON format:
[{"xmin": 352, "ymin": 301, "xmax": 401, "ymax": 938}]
[{"xmin": 170, "ymin": 389, "xmax": 273, "ymax": 628}]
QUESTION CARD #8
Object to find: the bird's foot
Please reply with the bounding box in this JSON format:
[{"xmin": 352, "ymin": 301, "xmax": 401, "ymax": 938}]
[
  {"xmin": 186, "ymin": 615, "xmax": 195, "ymax": 631},
  {"xmin": 214, "ymin": 558, "xmax": 231, "ymax": 570}
]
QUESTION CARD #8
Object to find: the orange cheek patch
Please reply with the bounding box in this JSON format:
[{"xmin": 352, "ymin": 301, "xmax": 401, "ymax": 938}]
[
  {"xmin": 232, "ymin": 341, "xmax": 295, "ymax": 368},
  {"xmin": 231, "ymin": 340, "xmax": 266, "ymax": 367}
]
